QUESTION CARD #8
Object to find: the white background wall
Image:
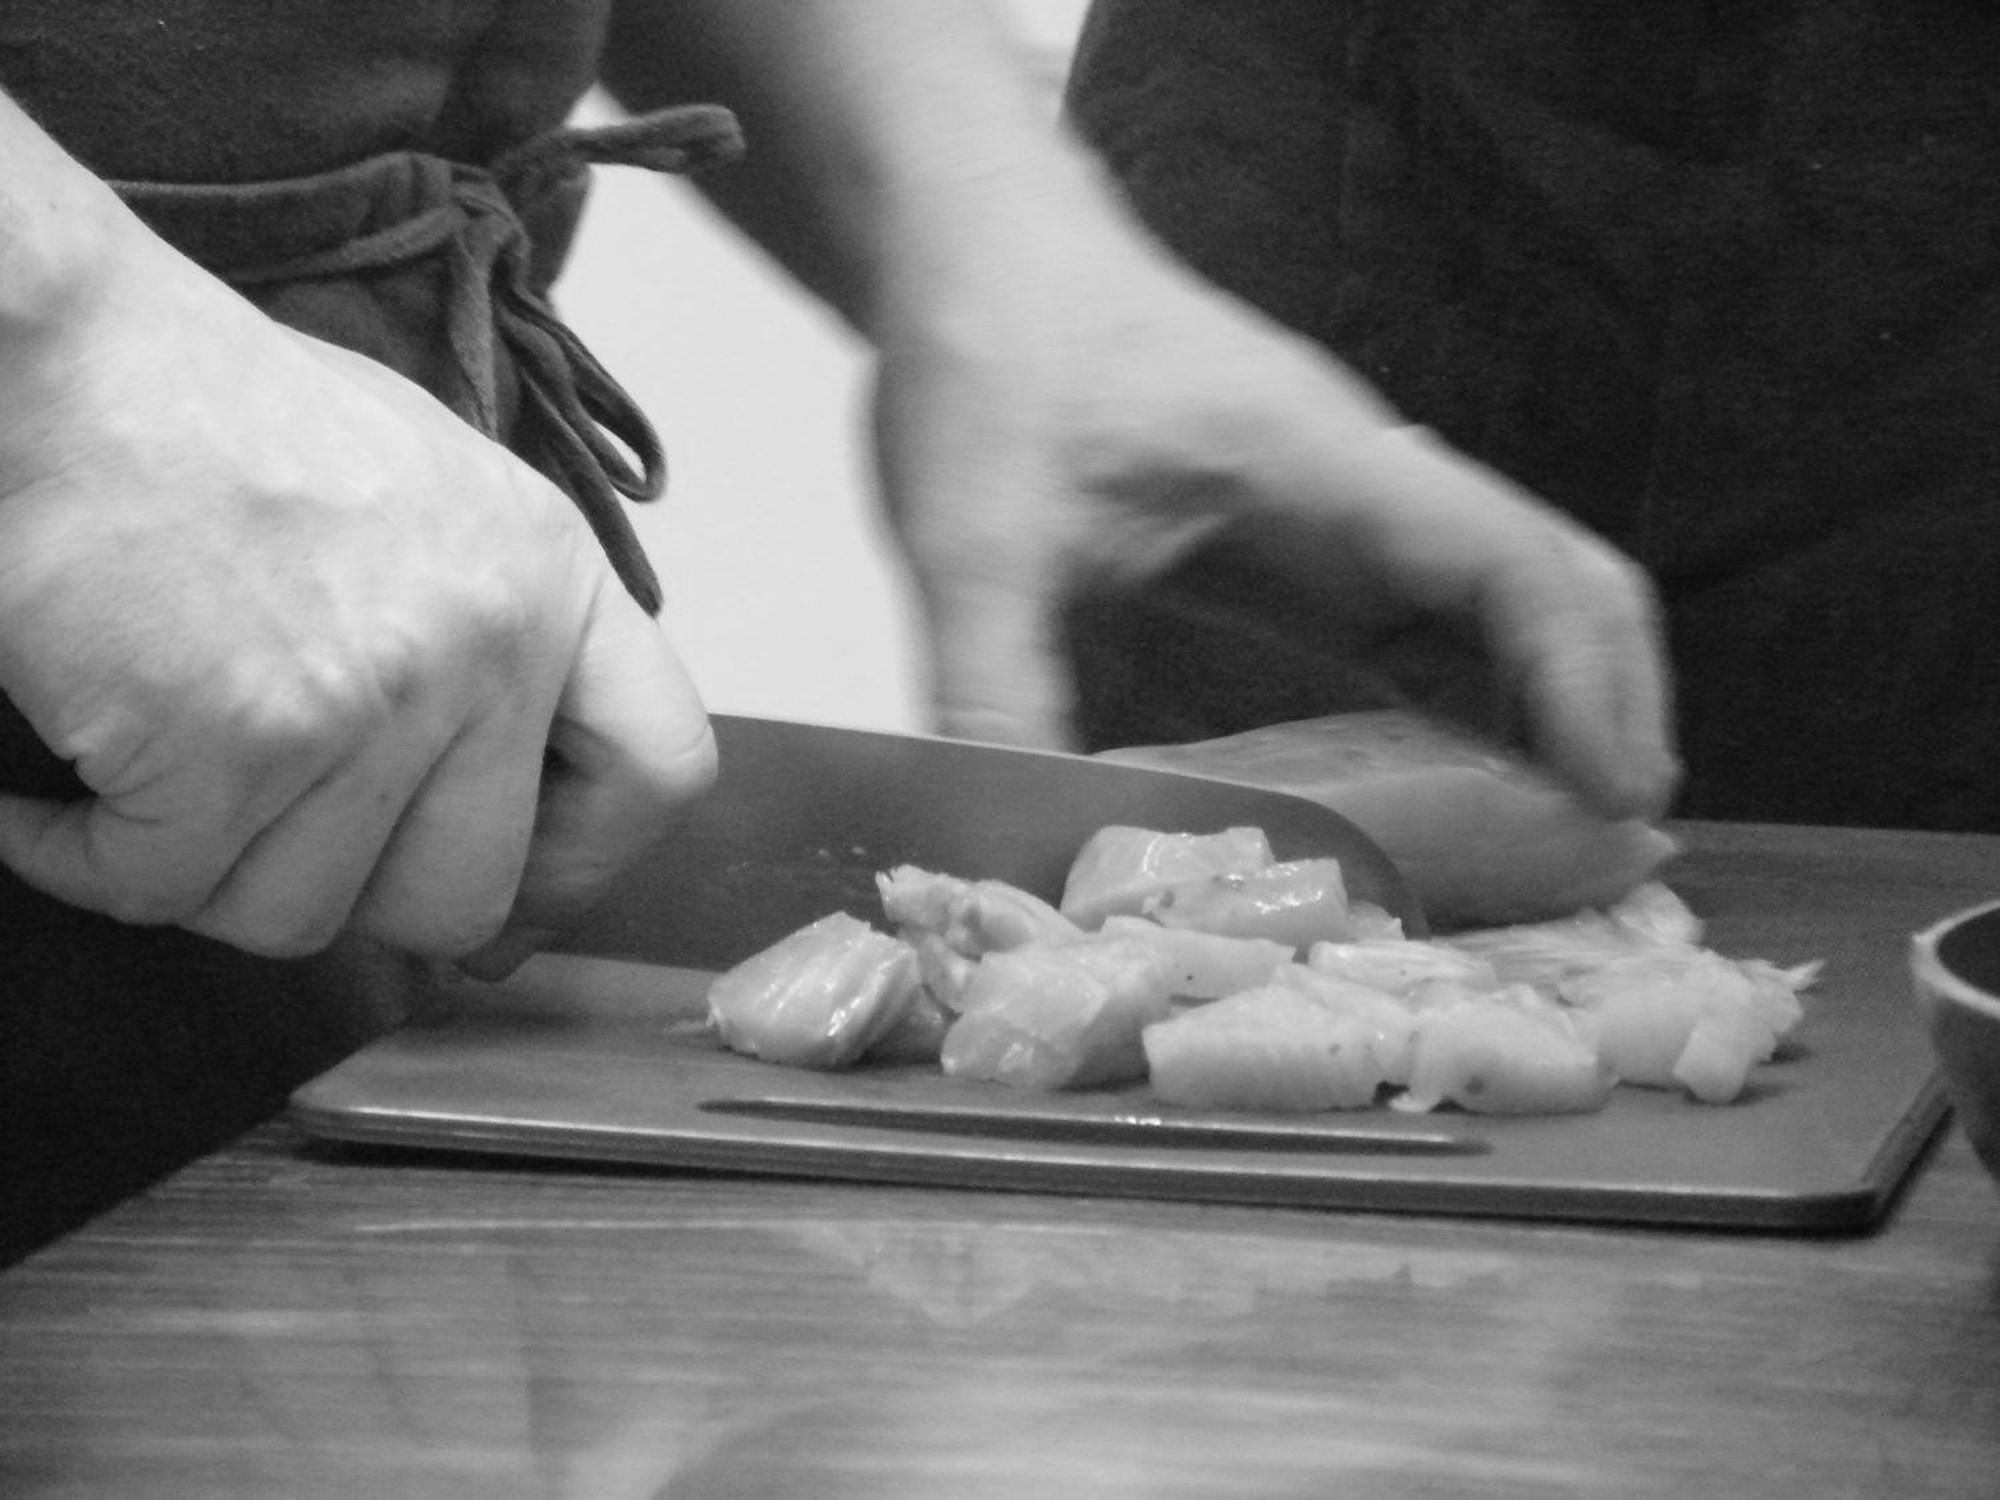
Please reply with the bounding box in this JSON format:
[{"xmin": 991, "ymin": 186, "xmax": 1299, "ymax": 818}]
[{"xmin": 556, "ymin": 1, "xmax": 1091, "ymax": 735}]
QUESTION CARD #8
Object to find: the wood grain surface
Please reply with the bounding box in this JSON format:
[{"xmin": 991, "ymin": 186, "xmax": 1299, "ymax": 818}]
[{"xmin": 4, "ymin": 823, "xmax": 1999, "ymax": 1499}]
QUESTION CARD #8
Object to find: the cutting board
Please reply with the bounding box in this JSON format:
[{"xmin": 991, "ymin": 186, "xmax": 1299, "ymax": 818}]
[{"xmin": 289, "ymin": 724, "xmax": 1955, "ymax": 1232}]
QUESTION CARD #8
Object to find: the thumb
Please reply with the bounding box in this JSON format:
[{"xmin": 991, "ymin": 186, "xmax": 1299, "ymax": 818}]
[
  {"xmin": 460, "ymin": 590, "xmax": 718, "ymax": 979},
  {"xmin": 534, "ymin": 591, "xmax": 719, "ymax": 897},
  {"xmin": 921, "ymin": 570, "xmax": 1077, "ymax": 750}
]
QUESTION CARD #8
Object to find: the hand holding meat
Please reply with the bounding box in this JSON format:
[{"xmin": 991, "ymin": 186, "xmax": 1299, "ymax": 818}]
[{"xmin": 868, "ymin": 200, "xmax": 1679, "ymax": 822}]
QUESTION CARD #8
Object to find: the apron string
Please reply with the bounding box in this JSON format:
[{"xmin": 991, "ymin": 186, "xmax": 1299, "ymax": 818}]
[{"xmin": 111, "ymin": 103, "xmax": 745, "ymax": 615}]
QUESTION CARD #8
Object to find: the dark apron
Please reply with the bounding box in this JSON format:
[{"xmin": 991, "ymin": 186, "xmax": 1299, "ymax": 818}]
[
  {"xmin": 1065, "ymin": 0, "xmax": 2000, "ymax": 834},
  {"xmin": 0, "ymin": 92, "xmax": 741, "ymax": 1262}
]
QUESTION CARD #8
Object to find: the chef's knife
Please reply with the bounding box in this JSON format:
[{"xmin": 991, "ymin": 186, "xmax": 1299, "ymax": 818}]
[{"xmin": 554, "ymin": 712, "xmax": 1425, "ymax": 971}]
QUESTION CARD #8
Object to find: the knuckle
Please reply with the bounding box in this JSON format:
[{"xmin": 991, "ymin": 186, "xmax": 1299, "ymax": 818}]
[
  {"xmin": 430, "ymin": 553, "xmax": 561, "ymax": 690},
  {"xmin": 1520, "ymin": 527, "xmax": 1659, "ymax": 632},
  {"xmin": 221, "ymin": 565, "xmax": 569, "ymax": 763},
  {"xmin": 449, "ymin": 555, "xmax": 544, "ymax": 644},
  {"xmin": 215, "ymin": 627, "xmax": 475, "ymax": 762},
  {"xmin": 213, "ymin": 653, "xmax": 393, "ymax": 763}
]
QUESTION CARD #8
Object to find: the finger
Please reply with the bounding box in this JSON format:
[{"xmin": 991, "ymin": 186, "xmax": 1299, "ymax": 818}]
[
  {"xmin": 460, "ymin": 589, "xmax": 717, "ymax": 976},
  {"xmin": 324, "ymin": 714, "xmax": 544, "ymax": 958},
  {"xmin": 179, "ymin": 714, "xmax": 468, "ymax": 957},
  {"xmin": 1254, "ymin": 424, "xmax": 1681, "ymax": 818},
  {"xmin": 312, "ymin": 625, "xmax": 561, "ymax": 957},
  {"xmin": 0, "ymin": 795, "xmax": 216, "ymax": 926},
  {"xmin": 0, "ymin": 731, "xmax": 319, "ymax": 930},
  {"xmin": 918, "ymin": 568, "xmax": 1077, "ymax": 750},
  {"xmin": 1486, "ymin": 541, "xmax": 1680, "ymax": 821}
]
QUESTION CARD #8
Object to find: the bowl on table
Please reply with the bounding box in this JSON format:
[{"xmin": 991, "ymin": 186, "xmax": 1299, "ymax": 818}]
[{"xmin": 1914, "ymin": 899, "xmax": 2000, "ymax": 1182}]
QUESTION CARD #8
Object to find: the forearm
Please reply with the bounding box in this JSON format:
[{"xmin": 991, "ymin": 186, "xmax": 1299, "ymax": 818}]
[{"xmin": 599, "ymin": 0, "xmax": 1115, "ymax": 334}]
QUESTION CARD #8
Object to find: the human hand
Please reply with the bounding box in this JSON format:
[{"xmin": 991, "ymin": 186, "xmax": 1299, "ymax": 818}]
[
  {"xmin": 867, "ymin": 197, "xmax": 1677, "ymax": 821},
  {"xmin": 0, "ymin": 225, "xmax": 715, "ymax": 968}
]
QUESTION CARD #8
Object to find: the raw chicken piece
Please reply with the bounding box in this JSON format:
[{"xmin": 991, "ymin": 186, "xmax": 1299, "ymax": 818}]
[
  {"xmin": 908, "ymin": 932, "xmax": 979, "ymax": 1015},
  {"xmin": 878, "ymin": 866, "xmax": 1082, "ymax": 1018},
  {"xmin": 1441, "ymin": 883, "xmax": 1815, "ymax": 1105},
  {"xmin": 1146, "ymin": 858, "xmax": 1368, "ymax": 948},
  {"xmin": 1098, "ymin": 914, "xmax": 1293, "ymax": 999},
  {"xmin": 1059, "ymin": 826, "xmax": 1273, "ymax": 928},
  {"xmin": 1603, "ymin": 882, "xmax": 1707, "ymax": 947},
  {"xmin": 1443, "ymin": 883, "xmax": 1705, "ymax": 987},
  {"xmin": 862, "ymin": 985, "xmax": 956, "ymax": 1065},
  {"xmin": 1306, "ymin": 938, "xmax": 1502, "ymax": 998},
  {"xmin": 941, "ymin": 936, "xmax": 1175, "ymax": 1090},
  {"xmin": 707, "ymin": 912, "xmax": 921, "ymax": 1070},
  {"xmin": 1345, "ymin": 904, "xmax": 1409, "ymax": 943},
  {"xmin": 1143, "ymin": 985, "xmax": 1390, "ymax": 1112},
  {"xmin": 1671, "ymin": 1009, "xmax": 1785, "ymax": 1106},
  {"xmin": 1396, "ymin": 984, "xmax": 1615, "ymax": 1116},
  {"xmin": 877, "ymin": 865, "xmax": 1082, "ymax": 955},
  {"xmin": 1559, "ymin": 949, "xmax": 1811, "ymax": 1103},
  {"xmin": 1269, "ymin": 964, "xmax": 1421, "ymax": 1086}
]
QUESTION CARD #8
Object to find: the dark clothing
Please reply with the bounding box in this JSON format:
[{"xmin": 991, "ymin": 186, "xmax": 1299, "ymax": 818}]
[
  {"xmin": 2, "ymin": 0, "xmax": 608, "ymax": 182},
  {"xmin": 1066, "ymin": 0, "xmax": 2000, "ymax": 833},
  {"xmin": 0, "ymin": 1, "xmax": 735, "ymax": 1261}
]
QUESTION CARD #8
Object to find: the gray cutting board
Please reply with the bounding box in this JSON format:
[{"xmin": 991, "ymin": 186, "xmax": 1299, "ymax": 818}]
[{"xmin": 289, "ymin": 724, "xmax": 1958, "ymax": 1232}]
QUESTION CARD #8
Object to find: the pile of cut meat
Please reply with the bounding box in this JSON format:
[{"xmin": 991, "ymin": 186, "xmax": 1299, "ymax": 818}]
[{"xmin": 704, "ymin": 827, "xmax": 1818, "ymax": 1116}]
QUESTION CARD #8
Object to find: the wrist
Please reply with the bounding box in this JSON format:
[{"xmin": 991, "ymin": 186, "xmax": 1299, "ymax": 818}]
[
  {"xmin": 0, "ymin": 101, "xmax": 136, "ymax": 353},
  {"xmin": 624, "ymin": 0, "xmax": 1122, "ymax": 340},
  {"xmin": 861, "ymin": 131, "xmax": 1143, "ymax": 348}
]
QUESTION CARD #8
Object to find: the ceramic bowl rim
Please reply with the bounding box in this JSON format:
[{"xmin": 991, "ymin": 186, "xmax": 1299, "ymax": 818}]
[{"xmin": 1912, "ymin": 897, "xmax": 2000, "ymax": 1021}]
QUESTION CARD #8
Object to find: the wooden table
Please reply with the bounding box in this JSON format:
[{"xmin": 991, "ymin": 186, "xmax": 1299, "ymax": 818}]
[{"xmin": 6, "ymin": 825, "xmax": 2000, "ymax": 1499}]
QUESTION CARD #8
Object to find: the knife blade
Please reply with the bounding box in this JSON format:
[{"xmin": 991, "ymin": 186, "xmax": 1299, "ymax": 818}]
[{"xmin": 556, "ymin": 712, "xmax": 1425, "ymax": 970}]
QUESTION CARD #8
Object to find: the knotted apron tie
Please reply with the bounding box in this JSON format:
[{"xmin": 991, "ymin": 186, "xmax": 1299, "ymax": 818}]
[{"xmin": 111, "ymin": 103, "xmax": 745, "ymax": 613}]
